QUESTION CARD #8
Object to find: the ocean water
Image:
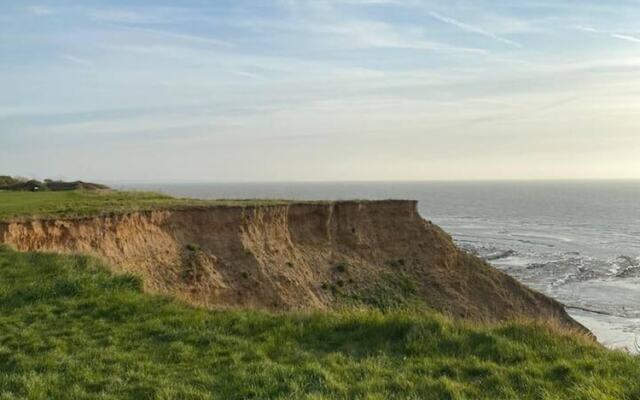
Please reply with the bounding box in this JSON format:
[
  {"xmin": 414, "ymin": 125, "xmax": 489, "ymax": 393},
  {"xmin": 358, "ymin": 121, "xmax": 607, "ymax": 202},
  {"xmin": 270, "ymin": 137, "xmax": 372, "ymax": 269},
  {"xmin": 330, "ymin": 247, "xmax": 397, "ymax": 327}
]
[{"xmin": 117, "ymin": 181, "xmax": 640, "ymax": 352}]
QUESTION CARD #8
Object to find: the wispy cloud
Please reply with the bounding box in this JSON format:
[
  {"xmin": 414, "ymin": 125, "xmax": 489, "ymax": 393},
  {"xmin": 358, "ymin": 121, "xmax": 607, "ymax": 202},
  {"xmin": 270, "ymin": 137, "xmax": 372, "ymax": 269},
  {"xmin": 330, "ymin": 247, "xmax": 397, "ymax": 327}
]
[
  {"xmin": 572, "ymin": 25, "xmax": 640, "ymax": 44},
  {"xmin": 318, "ymin": 20, "xmax": 488, "ymax": 54},
  {"xmin": 108, "ymin": 25, "xmax": 233, "ymax": 48},
  {"xmin": 429, "ymin": 11, "xmax": 523, "ymax": 48},
  {"xmin": 573, "ymin": 25, "xmax": 599, "ymax": 33},
  {"xmin": 59, "ymin": 54, "xmax": 94, "ymax": 67},
  {"xmin": 90, "ymin": 9, "xmax": 155, "ymax": 23},
  {"xmin": 225, "ymin": 13, "xmax": 488, "ymax": 55},
  {"xmin": 611, "ymin": 33, "xmax": 640, "ymax": 43},
  {"xmin": 88, "ymin": 6, "xmax": 196, "ymax": 24},
  {"xmin": 26, "ymin": 5, "xmax": 54, "ymax": 16},
  {"xmin": 232, "ymin": 70, "xmax": 262, "ymax": 79}
]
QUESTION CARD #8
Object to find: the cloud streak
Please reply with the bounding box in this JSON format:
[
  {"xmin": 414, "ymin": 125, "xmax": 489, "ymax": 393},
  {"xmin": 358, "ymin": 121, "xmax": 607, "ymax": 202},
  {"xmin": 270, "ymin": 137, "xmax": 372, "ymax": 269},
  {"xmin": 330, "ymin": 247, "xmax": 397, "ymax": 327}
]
[
  {"xmin": 60, "ymin": 54, "xmax": 94, "ymax": 67},
  {"xmin": 108, "ymin": 25, "xmax": 234, "ymax": 48},
  {"xmin": 429, "ymin": 11, "xmax": 523, "ymax": 48},
  {"xmin": 573, "ymin": 25, "xmax": 599, "ymax": 33},
  {"xmin": 317, "ymin": 20, "xmax": 488, "ymax": 54},
  {"xmin": 572, "ymin": 25, "xmax": 640, "ymax": 44},
  {"xmin": 26, "ymin": 5, "xmax": 54, "ymax": 15},
  {"xmin": 611, "ymin": 33, "xmax": 640, "ymax": 43}
]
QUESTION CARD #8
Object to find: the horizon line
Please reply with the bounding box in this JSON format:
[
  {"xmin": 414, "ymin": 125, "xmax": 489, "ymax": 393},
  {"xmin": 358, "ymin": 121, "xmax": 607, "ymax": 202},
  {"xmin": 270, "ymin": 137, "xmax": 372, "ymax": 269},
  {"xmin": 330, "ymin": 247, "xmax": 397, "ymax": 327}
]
[{"xmin": 101, "ymin": 177, "xmax": 640, "ymax": 185}]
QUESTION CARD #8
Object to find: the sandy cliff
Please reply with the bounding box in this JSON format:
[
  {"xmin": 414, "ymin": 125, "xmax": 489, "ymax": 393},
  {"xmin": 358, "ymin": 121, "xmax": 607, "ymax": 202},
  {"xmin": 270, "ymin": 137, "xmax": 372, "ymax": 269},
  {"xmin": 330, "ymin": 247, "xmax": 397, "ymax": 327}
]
[{"xmin": 0, "ymin": 200, "xmax": 583, "ymax": 330}]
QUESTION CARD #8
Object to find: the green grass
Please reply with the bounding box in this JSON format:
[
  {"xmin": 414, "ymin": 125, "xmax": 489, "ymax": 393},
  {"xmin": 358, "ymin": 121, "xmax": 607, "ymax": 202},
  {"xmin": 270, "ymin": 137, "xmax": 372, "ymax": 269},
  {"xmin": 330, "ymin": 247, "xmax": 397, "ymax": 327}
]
[
  {"xmin": 0, "ymin": 247, "xmax": 639, "ymax": 399},
  {"xmin": 0, "ymin": 190, "xmax": 288, "ymax": 221}
]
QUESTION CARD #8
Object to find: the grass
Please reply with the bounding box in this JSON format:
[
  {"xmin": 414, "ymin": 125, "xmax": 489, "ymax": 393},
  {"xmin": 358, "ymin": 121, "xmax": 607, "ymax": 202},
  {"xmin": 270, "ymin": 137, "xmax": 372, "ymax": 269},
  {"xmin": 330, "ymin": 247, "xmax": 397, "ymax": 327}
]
[
  {"xmin": 0, "ymin": 190, "xmax": 289, "ymax": 221},
  {"xmin": 337, "ymin": 272, "xmax": 423, "ymax": 310},
  {"xmin": 0, "ymin": 247, "xmax": 639, "ymax": 399}
]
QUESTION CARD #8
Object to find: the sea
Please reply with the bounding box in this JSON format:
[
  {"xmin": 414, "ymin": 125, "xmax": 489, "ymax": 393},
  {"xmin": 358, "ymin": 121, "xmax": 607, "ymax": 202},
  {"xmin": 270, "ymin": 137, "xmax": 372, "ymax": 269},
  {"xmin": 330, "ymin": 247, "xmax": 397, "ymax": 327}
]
[{"xmin": 116, "ymin": 180, "xmax": 640, "ymax": 352}]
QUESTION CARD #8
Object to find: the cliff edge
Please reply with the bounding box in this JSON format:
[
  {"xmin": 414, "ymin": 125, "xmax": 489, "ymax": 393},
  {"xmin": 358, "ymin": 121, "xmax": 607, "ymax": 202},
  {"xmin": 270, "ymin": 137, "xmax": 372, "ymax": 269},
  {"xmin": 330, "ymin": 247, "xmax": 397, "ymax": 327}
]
[{"xmin": 0, "ymin": 200, "xmax": 585, "ymax": 331}]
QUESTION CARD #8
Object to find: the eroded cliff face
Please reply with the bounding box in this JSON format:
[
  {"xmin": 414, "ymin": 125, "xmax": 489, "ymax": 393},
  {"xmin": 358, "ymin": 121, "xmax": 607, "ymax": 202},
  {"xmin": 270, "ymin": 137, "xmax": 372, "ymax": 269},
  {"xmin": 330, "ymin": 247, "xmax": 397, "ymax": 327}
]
[{"xmin": 0, "ymin": 200, "xmax": 583, "ymax": 330}]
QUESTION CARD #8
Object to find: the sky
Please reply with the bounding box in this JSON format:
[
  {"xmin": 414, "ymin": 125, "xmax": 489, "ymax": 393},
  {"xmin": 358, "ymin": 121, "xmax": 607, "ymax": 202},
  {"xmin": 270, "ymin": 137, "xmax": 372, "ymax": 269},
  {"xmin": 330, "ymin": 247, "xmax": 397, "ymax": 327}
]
[{"xmin": 1, "ymin": 0, "xmax": 640, "ymax": 182}]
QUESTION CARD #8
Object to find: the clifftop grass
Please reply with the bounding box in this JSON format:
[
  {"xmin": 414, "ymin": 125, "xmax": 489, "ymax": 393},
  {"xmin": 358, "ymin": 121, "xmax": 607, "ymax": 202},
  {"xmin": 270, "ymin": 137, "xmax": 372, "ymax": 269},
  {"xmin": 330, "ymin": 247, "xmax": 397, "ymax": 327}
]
[
  {"xmin": 0, "ymin": 190, "xmax": 288, "ymax": 221},
  {"xmin": 0, "ymin": 246, "xmax": 638, "ymax": 399}
]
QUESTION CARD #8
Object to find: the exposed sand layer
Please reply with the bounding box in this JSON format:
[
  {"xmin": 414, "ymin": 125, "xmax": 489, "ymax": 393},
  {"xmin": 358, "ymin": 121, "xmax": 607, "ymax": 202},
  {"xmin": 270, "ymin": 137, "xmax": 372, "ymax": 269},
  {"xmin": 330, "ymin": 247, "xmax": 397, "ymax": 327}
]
[{"xmin": 0, "ymin": 200, "xmax": 585, "ymax": 331}]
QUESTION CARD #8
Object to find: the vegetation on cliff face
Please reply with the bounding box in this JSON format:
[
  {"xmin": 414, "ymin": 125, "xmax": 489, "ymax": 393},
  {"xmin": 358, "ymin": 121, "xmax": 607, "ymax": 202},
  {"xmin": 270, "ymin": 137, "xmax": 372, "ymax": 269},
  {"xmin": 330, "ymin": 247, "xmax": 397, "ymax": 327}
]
[
  {"xmin": 0, "ymin": 190, "xmax": 288, "ymax": 221},
  {"xmin": 0, "ymin": 246, "xmax": 638, "ymax": 400}
]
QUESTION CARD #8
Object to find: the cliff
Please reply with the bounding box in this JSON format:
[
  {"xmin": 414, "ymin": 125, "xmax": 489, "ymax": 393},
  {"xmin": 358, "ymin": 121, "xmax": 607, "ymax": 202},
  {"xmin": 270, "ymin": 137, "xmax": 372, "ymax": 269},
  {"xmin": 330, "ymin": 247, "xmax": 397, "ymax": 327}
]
[{"xmin": 0, "ymin": 200, "xmax": 584, "ymax": 330}]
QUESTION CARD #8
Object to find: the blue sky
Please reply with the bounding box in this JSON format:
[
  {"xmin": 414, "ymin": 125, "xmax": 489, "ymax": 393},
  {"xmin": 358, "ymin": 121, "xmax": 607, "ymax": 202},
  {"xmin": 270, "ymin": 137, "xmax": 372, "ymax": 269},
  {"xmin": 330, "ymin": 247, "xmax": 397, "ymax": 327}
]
[{"xmin": 1, "ymin": 0, "xmax": 640, "ymax": 181}]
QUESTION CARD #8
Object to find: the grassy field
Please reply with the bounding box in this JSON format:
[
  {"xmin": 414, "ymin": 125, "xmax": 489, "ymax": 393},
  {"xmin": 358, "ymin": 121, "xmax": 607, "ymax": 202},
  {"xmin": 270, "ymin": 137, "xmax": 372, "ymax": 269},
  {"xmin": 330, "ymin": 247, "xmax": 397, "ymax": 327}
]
[
  {"xmin": 0, "ymin": 190, "xmax": 287, "ymax": 221},
  {"xmin": 0, "ymin": 246, "xmax": 638, "ymax": 399}
]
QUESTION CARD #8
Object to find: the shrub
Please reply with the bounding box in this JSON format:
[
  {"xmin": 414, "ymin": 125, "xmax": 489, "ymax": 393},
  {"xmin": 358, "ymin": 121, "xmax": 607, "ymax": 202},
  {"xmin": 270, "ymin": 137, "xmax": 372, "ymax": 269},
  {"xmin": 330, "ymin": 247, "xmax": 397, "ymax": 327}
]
[
  {"xmin": 185, "ymin": 243, "xmax": 200, "ymax": 252},
  {"xmin": 335, "ymin": 262, "xmax": 349, "ymax": 273},
  {"xmin": 386, "ymin": 258, "xmax": 406, "ymax": 268}
]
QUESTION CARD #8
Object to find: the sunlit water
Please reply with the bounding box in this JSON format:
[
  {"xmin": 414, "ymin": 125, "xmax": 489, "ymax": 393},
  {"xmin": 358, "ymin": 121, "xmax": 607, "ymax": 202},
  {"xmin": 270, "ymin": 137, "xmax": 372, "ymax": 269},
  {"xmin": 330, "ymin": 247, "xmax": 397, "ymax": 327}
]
[{"xmin": 116, "ymin": 181, "xmax": 640, "ymax": 352}]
